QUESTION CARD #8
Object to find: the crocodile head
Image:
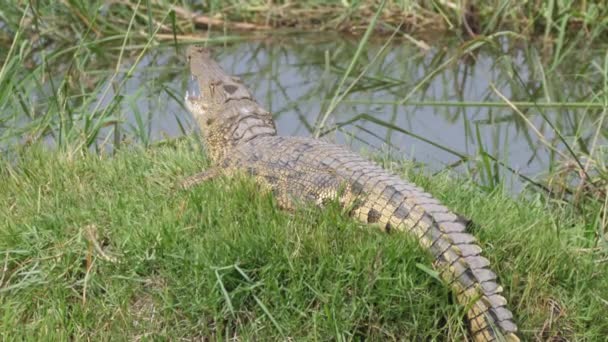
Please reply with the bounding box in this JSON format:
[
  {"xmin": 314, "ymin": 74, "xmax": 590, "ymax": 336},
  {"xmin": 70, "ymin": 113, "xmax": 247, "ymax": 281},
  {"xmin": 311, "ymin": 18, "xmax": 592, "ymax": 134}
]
[{"xmin": 185, "ymin": 46, "xmax": 276, "ymax": 163}]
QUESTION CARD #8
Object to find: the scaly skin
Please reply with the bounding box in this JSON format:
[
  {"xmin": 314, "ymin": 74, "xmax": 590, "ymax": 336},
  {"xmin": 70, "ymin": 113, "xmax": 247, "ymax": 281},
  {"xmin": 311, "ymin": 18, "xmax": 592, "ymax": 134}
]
[{"xmin": 183, "ymin": 46, "xmax": 520, "ymax": 341}]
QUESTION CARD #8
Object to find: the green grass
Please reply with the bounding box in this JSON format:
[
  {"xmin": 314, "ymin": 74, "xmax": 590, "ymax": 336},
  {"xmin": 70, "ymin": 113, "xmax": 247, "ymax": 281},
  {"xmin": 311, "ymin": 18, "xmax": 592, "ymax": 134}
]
[{"xmin": 1, "ymin": 141, "xmax": 606, "ymax": 340}]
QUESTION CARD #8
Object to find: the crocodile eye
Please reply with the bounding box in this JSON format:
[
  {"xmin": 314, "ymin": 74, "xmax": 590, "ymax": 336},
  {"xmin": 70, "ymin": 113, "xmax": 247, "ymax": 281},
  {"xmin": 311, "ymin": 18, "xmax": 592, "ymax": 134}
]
[{"xmin": 206, "ymin": 118, "xmax": 214, "ymax": 125}]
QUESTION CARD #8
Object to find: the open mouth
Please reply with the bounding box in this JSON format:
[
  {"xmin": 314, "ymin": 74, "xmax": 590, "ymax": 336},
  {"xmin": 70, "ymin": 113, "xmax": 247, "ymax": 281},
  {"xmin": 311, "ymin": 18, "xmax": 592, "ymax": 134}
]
[{"xmin": 185, "ymin": 75, "xmax": 201, "ymax": 101}]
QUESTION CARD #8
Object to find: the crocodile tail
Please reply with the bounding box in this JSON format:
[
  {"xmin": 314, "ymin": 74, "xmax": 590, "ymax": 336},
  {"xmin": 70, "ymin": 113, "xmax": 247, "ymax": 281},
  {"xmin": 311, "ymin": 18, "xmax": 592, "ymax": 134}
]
[{"xmin": 352, "ymin": 179, "xmax": 519, "ymax": 341}]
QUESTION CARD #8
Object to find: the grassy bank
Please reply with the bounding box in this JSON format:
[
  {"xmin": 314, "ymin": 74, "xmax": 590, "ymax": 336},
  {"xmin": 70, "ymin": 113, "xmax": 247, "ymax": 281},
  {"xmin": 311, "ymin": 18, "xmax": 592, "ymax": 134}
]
[
  {"xmin": 1, "ymin": 141, "xmax": 606, "ymax": 340},
  {"xmin": 1, "ymin": 2, "xmax": 607, "ymax": 338}
]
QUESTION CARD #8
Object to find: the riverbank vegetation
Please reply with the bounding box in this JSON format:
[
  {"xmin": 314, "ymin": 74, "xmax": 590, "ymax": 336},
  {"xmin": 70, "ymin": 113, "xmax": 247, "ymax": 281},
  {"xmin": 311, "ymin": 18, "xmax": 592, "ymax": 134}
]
[
  {"xmin": 1, "ymin": 1, "xmax": 607, "ymax": 340},
  {"xmin": 2, "ymin": 1, "xmax": 608, "ymax": 44}
]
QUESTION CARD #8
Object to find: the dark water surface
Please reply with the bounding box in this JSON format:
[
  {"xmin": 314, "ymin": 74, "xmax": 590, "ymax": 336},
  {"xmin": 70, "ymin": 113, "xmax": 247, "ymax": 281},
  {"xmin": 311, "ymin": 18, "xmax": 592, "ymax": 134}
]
[{"xmin": 90, "ymin": 35, "xmax": 608, "ymax": 191}]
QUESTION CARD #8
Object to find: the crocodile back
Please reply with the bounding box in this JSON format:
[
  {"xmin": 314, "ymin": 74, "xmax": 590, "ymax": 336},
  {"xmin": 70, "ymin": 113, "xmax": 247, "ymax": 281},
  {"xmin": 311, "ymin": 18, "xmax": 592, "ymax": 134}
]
[{"xmin": 228, "ymin": 136, "xmax": 519, "ymax": 342}]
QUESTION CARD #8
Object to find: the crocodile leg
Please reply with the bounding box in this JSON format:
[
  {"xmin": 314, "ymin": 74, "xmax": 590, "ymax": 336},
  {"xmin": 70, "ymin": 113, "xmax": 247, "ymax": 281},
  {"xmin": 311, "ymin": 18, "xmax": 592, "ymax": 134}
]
[{"xmin": 180, "ymin": 167, "xmax": 222, "ymax": 189}]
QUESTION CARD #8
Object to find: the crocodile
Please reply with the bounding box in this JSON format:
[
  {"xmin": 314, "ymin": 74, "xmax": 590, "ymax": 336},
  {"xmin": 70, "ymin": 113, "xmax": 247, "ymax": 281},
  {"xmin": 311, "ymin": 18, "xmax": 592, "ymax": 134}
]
[{"xmin": 182, "ymin": 46, "xmax": 519, "ymax": 342}]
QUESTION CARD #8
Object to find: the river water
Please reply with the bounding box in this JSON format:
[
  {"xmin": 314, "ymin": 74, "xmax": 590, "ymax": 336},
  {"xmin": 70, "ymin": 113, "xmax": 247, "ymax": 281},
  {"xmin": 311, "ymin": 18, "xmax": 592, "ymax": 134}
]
[{"xmin": 21, "ymin": 35, "xmax": 608, "ymax": 192}]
